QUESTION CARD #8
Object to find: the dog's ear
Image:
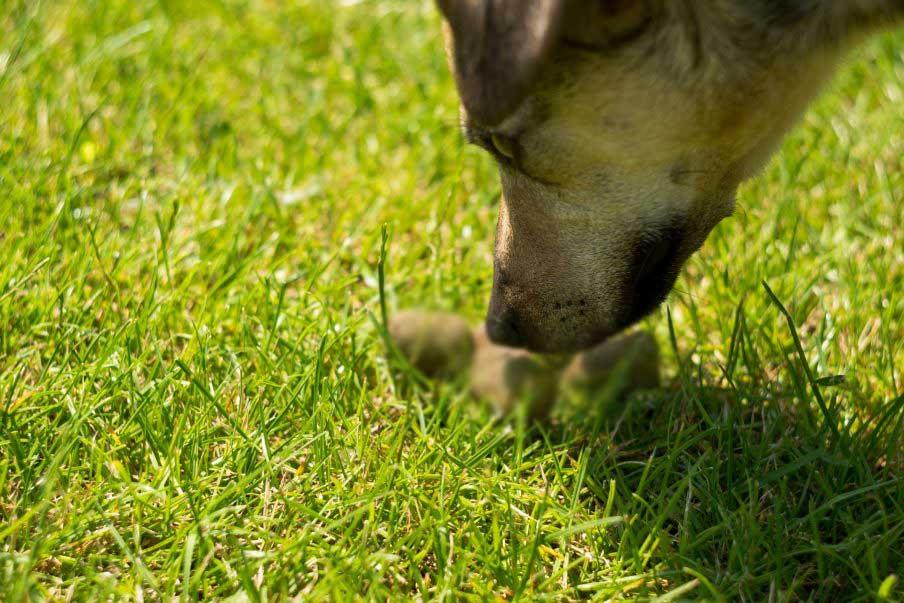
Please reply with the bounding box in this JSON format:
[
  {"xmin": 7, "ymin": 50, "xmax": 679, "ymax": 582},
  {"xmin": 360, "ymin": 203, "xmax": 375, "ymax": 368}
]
[{"xmin": 437, "ymin": 0, "xmax": 565, "ymax": 126}]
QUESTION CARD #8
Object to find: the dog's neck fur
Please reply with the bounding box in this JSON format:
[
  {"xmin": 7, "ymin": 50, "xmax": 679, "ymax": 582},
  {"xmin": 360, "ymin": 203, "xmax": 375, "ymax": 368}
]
[
  {"xmin": 627, "ymin": 0, "xmax": 903, "ymax": 182},
  {"xmin": 658, "ymin": 1, "xmax": 903, "ymax": 75}
]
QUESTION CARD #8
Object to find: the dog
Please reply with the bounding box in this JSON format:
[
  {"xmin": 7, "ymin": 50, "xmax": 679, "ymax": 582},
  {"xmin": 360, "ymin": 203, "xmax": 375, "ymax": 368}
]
[{"xmin": 435, "ymin": 0, "xmax": 902, "ymax": 353}]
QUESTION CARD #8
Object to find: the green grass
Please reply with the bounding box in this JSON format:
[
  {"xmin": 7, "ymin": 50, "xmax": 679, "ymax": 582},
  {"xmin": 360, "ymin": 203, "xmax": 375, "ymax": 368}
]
[{"xmin": 1, "ymin": 0, "xmax": 902, "ymax": 599}]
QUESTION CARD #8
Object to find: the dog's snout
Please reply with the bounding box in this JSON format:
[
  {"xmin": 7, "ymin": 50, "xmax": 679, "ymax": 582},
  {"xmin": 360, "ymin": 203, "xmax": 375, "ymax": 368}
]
[{"xmin": 485, "ymin": 304, "xmax": 525, "ymax": 348}]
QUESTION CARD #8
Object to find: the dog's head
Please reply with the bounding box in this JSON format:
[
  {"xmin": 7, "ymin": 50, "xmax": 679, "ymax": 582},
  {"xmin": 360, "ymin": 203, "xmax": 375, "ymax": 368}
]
[{"xmin": 438, "ymin": 0, "xmax": 846, "ymax": 352}]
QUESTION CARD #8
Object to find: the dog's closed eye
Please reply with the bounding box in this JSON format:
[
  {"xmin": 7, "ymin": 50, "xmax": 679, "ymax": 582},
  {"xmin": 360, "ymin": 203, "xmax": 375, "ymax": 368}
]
[
  {"xmin": 465, "ymin": 128, "xmax": 521, "ymax": 168},
  {"xmin": 490, "ymin": 134, "xmax": 516, "ymax": 160},
  {"xmin": 465, "ymin": 127, "xmax": 558, "ymax": 185},
  {"xmin": 464, "ymin": 127, "xmax": 511, "ymax": 158}
]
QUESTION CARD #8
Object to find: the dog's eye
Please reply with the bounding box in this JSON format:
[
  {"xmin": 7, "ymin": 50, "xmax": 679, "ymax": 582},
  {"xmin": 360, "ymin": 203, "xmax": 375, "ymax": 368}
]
[{"xmin": 490, "ymin": 134, "xmax": 516, "ymax": 160}]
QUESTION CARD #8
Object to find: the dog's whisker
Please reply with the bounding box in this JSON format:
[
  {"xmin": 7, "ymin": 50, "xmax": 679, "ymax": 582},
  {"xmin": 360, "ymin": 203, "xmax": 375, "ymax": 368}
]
[{"xmin": 429, "ymin": 118, "xmax": 468, "ymax": 132}]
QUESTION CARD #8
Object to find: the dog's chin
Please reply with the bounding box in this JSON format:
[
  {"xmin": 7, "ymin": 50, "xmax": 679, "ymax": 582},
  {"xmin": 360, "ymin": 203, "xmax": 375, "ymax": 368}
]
[
  {"xmin": 494, "ymin": 298, "xmax": 668, "ymax": 354},
  {"xmin": 526, "ymin": 335, "xmax": 612, "ymax": 355},
  {"xmin": 504, "ymin": 322, "xmax": 623, "ymax": 355}
]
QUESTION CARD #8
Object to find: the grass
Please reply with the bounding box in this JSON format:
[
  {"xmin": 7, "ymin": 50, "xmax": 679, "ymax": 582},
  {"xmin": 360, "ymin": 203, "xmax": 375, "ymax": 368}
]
[{"xmin": 0, "ymin": 0, "xmax": 901, "ymax": 599}]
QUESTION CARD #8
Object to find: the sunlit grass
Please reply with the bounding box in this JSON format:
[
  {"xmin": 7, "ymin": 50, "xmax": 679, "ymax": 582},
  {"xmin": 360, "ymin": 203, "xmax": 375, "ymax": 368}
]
[{"xmin": 1, "ymin": 1, "xmax": 901, "ymax": 599}]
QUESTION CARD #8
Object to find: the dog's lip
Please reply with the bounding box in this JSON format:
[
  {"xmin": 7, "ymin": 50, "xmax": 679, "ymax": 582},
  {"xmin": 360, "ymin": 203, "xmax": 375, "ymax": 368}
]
[
  {"xmin": 517, "ymin": 323, "xmax": 620, "ymax": 354},
  {"xmin": 622, "ymin": 224, "xmax": 688, "ymax": 320}
]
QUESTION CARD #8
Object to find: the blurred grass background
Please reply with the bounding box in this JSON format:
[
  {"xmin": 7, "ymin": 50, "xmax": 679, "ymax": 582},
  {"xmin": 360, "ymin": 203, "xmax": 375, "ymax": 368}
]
[{"xmin": 1, "ymin": 0, "xmax": 901, "ymax": 599}]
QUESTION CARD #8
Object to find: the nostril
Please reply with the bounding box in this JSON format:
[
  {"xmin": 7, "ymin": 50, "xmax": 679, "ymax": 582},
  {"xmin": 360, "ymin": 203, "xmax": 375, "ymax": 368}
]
[{"xmin": 485, "ymin": 310, "xmax": 525, "ymax": 348}]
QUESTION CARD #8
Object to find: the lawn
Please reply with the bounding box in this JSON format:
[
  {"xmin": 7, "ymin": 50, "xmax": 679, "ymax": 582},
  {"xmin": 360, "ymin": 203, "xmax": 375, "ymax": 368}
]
[{"xmin": 1, "ymin": 0, "xmax": 902, "ymax": 600}]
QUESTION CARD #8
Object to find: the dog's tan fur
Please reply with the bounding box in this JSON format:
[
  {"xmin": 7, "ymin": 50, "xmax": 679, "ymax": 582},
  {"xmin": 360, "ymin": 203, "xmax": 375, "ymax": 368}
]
[{"xmin": 438, "ymin": 0, "xmax": 903, "ymax": 353}]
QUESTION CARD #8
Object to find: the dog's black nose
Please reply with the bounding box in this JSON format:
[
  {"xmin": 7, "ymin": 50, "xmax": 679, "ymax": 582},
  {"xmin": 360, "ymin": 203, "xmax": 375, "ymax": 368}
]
[{"xmin": 485, "ymin": 307, "xmax": 525, "ymax": 348}]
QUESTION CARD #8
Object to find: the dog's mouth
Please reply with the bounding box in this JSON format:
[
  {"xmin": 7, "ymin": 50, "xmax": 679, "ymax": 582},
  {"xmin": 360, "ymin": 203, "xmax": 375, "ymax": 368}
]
[{"xmin": 619, "ymin": 224, "xmax": 699, "ymax": 332}]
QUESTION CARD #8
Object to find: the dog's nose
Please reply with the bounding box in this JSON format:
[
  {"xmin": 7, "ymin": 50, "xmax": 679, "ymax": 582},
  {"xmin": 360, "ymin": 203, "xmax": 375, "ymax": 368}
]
[{"xmin": 485, "ymin": 306, "xmax": 525, "ymax": 348}]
